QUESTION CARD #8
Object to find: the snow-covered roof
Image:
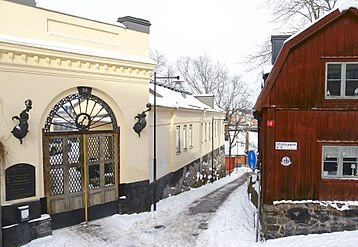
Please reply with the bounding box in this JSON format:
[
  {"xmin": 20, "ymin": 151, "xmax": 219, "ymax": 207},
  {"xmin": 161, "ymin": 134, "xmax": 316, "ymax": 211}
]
[
  {"xmin": 339, "ymin": 0, "xmax": 358, "ymax": 12},
  {"xmin": 35, "ymin": 1, "xmax": 125, "ymax": 28},
  {"xmin": 263, "ymin": 64, "xmax": 273, "ymax": 74},
  {"xmin": 149, "ymin": 83, "xmax": 222, "ymax": 112},
  {"xmin": 0, "ymin": 34, "xmax": 154, "ymax": 65}
]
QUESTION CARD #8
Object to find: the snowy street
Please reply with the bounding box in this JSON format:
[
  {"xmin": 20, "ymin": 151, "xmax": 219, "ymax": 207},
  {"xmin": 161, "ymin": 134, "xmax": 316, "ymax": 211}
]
[{"xmin": 23, "ymin": 168, "xmax": 358, "ymax": 247}]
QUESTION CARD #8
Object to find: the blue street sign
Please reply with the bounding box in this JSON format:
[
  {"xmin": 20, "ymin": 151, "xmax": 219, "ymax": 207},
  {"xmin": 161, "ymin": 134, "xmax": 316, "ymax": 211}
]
[{"xmin": 247, "ymin": 150, "xmax": 257, "ymax": 169}]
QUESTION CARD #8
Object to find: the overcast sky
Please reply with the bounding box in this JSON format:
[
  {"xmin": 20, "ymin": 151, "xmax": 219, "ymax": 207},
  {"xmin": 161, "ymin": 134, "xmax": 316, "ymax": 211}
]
[{"xmin": 36, "ymin": 0, "xmax": 274, "ymax": 93}]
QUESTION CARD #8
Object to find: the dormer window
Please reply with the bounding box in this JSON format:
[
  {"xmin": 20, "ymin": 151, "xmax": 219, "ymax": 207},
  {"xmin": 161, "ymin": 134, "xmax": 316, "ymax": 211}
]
[{"xmin": 326, "ymin": 62, "xmax": 358, "ymax": 98}]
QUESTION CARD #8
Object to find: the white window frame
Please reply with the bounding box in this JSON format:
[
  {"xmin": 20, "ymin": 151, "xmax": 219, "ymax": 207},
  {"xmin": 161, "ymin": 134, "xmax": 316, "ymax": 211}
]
[
  {"xmin": 209, "ymin": 122, "xmax": 212, "ymax": 140},
  {"xmin": 175, "ymin": 126, "xmax": 181, "ymax": 154},
  {"xmin": 189, "ymin": 124, "xmax": 193, "ymax": 148},
  {"xmin": 183, "ymin": 125, "xmax": 187, "ymax": 151},
  {"xmin": 204, "ymin": 122, "xmax": 207, "ymax": 142},
  {"xmin": 322, "ymin": 146, "xmax": 358, "ymax": 179},
  {"xmin": 325, "ymin": 62, "xmax": 358, "ymax": 99}
]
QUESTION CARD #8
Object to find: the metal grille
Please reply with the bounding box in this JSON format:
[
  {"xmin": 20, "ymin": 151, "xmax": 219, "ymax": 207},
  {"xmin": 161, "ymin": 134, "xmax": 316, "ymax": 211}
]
[
  {"xmin": 88, "ymin": 137, "xmax": 100, "ymax": 162},
  {"xmin": 68, "ymin": 137, "xmax": 80, "ymax": 164},
  {"xmin": 44, "ymin": 132, "xmax": 118, "ymax": 215},
  {"xmin": 89, "ymin": 164, "xmax": 100, "ymax": 190},
  {"xmin": 49, "ymin": 138, "xmax": 63, "ymax": 165},
  {"xmin": 69, "ymin": 167, "xmax": 82, "ymax": 193},
  {"xmin": 43, "ymin": 91, "xmax": 118, "ymax": 132},
  {"xmin": 104, "ymin": 162, "xmax": 115, "ymax": 186},
  {"xmin": 104, "ymin": 135, "xmax": 114, "ymax": 160},
  {"xmin": 50, "ymin": 168, "xmax": 64, "ymax": 195}
]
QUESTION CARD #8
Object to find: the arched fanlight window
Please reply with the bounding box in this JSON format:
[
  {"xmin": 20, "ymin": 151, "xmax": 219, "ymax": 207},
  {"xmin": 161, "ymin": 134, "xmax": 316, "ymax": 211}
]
[{"xmin": 44, "ymin": 87, "xmax": 118, "ymax": 132}]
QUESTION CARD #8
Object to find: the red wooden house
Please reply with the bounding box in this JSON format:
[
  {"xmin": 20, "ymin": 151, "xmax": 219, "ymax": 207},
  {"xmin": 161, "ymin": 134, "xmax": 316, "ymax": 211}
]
[{"xmin": 254, "ymin": 4, "xmax": 358, "ymax": 205}]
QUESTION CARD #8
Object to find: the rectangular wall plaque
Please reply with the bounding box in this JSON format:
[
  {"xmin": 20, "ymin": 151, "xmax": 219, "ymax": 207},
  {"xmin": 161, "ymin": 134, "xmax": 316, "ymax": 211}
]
[
  {"xmin": 275, "ymin": 142, "xmax": 298, "ymax": 150},
  {"xmin": 6, "ymin": 163, "xmax": 35, "ymax": 201}
]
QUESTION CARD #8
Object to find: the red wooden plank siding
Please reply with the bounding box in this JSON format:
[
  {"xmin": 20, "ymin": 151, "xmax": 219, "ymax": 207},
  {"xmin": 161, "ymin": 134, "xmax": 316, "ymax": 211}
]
[
  {"xmin": 262, "ymin": 110, "xmax": 358, "ymax": 204},
  {"xmin": 258, "ymin": 10, "xmax": 358, "ymax": 204}
]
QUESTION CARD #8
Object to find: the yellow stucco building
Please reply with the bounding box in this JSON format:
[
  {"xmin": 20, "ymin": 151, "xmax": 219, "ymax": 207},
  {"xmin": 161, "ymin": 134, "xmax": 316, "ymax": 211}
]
[
  {"xmin": 0, "ymin": 0, "xmax": 155, "ymax": 245},
  {"xmin": 0, "ymin": 1, "xmax": 226, "ymax": 246}
]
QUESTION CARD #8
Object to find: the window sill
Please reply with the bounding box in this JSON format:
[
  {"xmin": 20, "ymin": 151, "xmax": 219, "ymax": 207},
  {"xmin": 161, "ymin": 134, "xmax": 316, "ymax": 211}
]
[
  {"xmin": 325, "ymin": 96, "xmax": 358, "ymax": 99},
  {"xmin": 322, "ymin": 176, "xmax": 358, "ymax": 180}
]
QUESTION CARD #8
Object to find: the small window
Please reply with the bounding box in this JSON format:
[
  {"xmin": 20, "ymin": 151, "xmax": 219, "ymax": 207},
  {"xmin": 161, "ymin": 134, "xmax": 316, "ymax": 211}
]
[
  {"xmin": 204, "ymin": 122, "xmax": 207, "ymax": 142},
  {"xmin": 326, "ymin": 62, "xmax": 358, "ymax": 98},
  {"xmin": 189, "ymin": 124, "xmax": 193, "ymax": 148},
  {"xmin": 322, "ymin": 146, "xmax": 358, "ymax": 178},
  {"xmin": 209, "ymin": 122, "xmax": 212, "ymax": 140},
  {"xmin": 183, "ymin": 125, "xmax": 187, "ymax": 151},
  {"xmin": 201, "ymin": 123, "xmax": 204, "ymax": 143},
  {"xmin": 175, "ymin": 126, "xmax": 180, "ymax": 154}
]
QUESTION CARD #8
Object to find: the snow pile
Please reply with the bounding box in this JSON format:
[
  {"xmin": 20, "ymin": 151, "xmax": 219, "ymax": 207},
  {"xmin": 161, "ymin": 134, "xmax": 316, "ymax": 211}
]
[
  {"xmin": 338, "ymin": 0, "xmax": 358, "ymax": 12},
  {"xmin": 22, "ymin": 167, "xmax": 358, "ymax": 247}
]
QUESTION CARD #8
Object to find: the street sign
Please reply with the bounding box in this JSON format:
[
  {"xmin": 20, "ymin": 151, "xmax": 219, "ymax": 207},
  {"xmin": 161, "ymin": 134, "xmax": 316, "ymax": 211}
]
[
  {"xmin": 275, "ymin": 142, "xmax": 297, "ymax": 150},
  {"xmin": 247, "ymin": 150, "xmax": 257, "ymax": 169}
]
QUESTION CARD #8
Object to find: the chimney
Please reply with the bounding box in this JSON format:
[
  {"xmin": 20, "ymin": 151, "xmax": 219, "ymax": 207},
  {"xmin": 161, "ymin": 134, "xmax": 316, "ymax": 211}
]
[
  {"xmin": 271, "ymin": 35, "xmax": 290, "ymax": 64},
  {"xmin": 117, "ymin": 16, "xmax": 151, "ymax": 34}
]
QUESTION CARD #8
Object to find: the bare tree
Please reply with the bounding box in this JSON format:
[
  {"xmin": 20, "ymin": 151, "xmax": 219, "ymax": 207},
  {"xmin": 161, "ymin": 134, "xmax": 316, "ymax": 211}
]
[
  {"xmin": 267, "ymin": 0, "xmax": 339, "ymax": 31},
  {"xmin": 245, "ymin": 0, "xmax": 340, "ymax": 71},
  {"xmin": 176, "ymin": 54, "xmax": 229, "ymax": 94},
  {"xmin": 150, "ymin": 50, "xmax": 178, "ymax": 87},
  {"xmin": 176, "ymin": 55, "xmax": 253, "ymax": 169}
]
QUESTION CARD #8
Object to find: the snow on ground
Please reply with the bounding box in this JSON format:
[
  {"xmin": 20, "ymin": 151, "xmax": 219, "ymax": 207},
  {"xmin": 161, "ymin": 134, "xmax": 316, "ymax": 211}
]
[{"xmin": 23, "ymin": 167, "xmax": 358, "ymax": 247}]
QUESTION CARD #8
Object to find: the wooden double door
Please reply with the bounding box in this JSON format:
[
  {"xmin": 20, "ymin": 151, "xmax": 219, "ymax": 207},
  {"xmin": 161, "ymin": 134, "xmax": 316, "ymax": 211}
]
[{"xmin": 43, "ymin": 131, "xmax": 119, "ymax": 223}]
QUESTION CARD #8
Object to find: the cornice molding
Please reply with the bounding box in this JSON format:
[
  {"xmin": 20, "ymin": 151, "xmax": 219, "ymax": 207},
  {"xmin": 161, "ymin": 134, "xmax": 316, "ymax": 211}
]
[{"xmin": 0, "ymin": 44, "xmax": 154, "ymax": 80}]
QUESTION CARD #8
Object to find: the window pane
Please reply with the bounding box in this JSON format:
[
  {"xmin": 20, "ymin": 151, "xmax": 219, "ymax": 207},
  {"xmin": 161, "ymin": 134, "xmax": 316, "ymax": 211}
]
[
  {"xmin": 183, "ymin": 125, "xmax": 187, "ymax": 150},
  {"xmin": 327, "ymin": 80, "xmax": 341, "ymax": 96},
  {"xmin": 343, "ymin": 158, "xmax": 357, "ymax": 176},
  {"xmin": 327, "ymin": 64, "xmax": 341, "ymax": 79},
  {"xmin": 345, "ymin": 80, "xmax": 358, "ymax": 96},
  {"xmin": 176, "ymin": 126, "xmax": 180, "ymax": 154},
  {"xmin": 189, "ymin": 125, "xmax": 193, "ymax": 147},
  {"xmin": 323, "ymin": 158, "xmax": 338, "ymax": 176},
  {"xmin": 323, "ymin": 147, "xmax": 338, "ymax": 176},
  {"xmin": 346, "ymin": 64, "xmax": 358, "ymax": 79}
]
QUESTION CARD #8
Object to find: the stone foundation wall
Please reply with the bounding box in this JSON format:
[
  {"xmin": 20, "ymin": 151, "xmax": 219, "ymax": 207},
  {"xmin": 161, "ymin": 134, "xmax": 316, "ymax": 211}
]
[
  {"xmin": 261, "ymin": 202, "xmax": 358, "ymax": 240},
  {"xmin": 161, "ymin": 146, "xmax": 226, "ymax": 198},
  {"xmin": 3, "ymin": 215, "xmax": 52, "ymax": 247}
]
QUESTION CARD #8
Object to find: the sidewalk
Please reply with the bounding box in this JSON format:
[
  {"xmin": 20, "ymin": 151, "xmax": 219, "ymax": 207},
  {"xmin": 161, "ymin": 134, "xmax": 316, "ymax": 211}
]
[{"xmin": 190, "ymin": 172, "xmax": 250, "ymax": 215}]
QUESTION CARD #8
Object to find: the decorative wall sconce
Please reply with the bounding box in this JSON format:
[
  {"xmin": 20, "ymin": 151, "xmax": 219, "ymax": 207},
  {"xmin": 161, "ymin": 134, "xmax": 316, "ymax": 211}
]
[
  {"xmin": 133, "ymin": 103, "xmax": 151, "ymax": 137},
  {"xmin": 11, "ymin": 99, "xmax": 32, "ymax": 144}
]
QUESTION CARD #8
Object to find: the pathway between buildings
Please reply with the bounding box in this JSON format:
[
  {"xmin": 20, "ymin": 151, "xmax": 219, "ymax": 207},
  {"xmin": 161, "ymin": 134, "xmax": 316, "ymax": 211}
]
[{"xmin": 28, "ymin": 172, "xmax": 250, "ymax": 247}]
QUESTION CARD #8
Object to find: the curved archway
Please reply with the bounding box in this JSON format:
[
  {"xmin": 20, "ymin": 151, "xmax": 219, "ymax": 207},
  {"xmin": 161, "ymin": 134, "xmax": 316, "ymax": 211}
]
[
  {"xmin": 43, "ymin": 86, "xmax": 118, "ymax": 132},
  {"xmin": 42, "ymin": 86, "xmax": 120, "ymax": 228}
]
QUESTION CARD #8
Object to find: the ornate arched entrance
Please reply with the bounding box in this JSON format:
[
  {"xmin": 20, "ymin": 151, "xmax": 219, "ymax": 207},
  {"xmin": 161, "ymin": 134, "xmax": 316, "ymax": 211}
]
[{"xmin": 42, "ymin": 87, "xmax": 120, "ymax": 228}]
